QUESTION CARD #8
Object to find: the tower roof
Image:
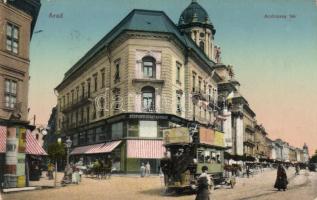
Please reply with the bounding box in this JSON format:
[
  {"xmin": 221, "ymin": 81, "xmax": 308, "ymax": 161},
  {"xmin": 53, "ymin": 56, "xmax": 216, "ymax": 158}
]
[{"xmin": 178, "ymin": 0, "xmax": 215, "ymax": 34}]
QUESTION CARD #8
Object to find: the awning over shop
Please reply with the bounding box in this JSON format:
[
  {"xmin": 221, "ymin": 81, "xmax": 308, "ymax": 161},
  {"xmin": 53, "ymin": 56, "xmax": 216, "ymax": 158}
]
[
  {"xmin": 0, "ymin": 126, "xmax": 6, "ymax": 153},
  {"xmin": 0, "ymin": 126, "xmax": 47, "ymax": 155},
  {"xmin": 127, "ymin": 139, "xmax": 165, "ymax": 159},
  {"xmin": 70, "ymin": 141, "xmax": 121, "ymax": 155},
  {"xmin": 26, "ymin": 130, "xmax": 48, "ymax": 156}
]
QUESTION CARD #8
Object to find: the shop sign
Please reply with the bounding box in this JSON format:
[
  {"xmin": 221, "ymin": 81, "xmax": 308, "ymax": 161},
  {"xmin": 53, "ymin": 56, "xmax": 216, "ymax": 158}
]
[
  {"xmin": 199, "ymin": 127, "xmax": 214, "ymax": 145},
  {"xmin": 214, "ymin": 131, "xmax": 225, "ymax": 147},
  {"xmin": 163, "ymin": 127, "xmax": 190, "ymax": 144}
]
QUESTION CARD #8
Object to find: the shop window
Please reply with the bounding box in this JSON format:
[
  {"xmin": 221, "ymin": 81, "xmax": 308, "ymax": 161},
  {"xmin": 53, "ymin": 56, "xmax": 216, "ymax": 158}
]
[
  {"xmin": 158, "ymin": 121, "xmax": 169, "ymax": 138},
  {"xmin": 87, "ymin": 80, "xmax": 91, "ymax": 98},
  {"xmin": 139, "ymin": 121, "xmax": 157, "ymax": 138},
  {"xmin": 96, "ymin": 127, "xmax": 106, "ymax": 141},
  {"xmin": 128, "ymin": 120, "xmax": 139, "ymax": 137},
  {"xmin": 112, "ymin": 122, "xmax": 123, "ymax": 139},
  {"xmin": 87, "ymin": 129, "xmax": 95, "ymax": 144},
  {"xmin": 141, "ymin": 86, "xmax": 155, "ymax": 112},
  {"xmin": 4, "ymin": 79, "xmax": 17, "ymax": 109},
  {"xmin": 79, "ymin": 132, "xmax": 86, "ymax": 145},
  {"xmin": 6, "ymin": 23, "xmax": 19, "ymax": 54},
  {"xmin": 142, "ymin": 56, "xmax": 156, "ymax": 78}
]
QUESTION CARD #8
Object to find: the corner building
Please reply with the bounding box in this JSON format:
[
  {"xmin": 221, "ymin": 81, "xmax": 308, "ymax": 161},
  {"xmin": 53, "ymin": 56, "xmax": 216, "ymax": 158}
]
[{"xmin": 55, "ymin": 1, "xmax": 225, "ymax": 173}]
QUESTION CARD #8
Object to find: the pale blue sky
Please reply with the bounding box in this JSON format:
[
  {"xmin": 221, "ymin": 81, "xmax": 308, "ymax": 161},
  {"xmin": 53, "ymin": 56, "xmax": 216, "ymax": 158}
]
[{"xmin": 29, "ymin": 0, "xmax": 317, "ymax": 152}]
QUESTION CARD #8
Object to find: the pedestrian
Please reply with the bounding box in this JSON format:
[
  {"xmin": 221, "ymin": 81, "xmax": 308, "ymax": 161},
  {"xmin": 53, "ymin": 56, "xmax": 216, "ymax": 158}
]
[
  {"xmin": 295, "ymin": 164, "xmax": 300, "ymax": 175},
  {"xmin": 192, "ymin": 166, "xmax": 212, "ymax": 200},
  {"xmin": 274, "ymin": 164, "xmax": 288, "ymax": 191},
  {"xmin": 246, "ymin": 165, "xmax": 250, "ymax": 178},
  {"xmin": 145, "ymin": 161, "xmax": 151, "ymax": 176},
  {"xmin": 48, "ymin": 162, "xmax": 54, "ymax": 180},
  {"xmin": 140, "ymin": 163, "xmax": 146, "ymax": 177}
]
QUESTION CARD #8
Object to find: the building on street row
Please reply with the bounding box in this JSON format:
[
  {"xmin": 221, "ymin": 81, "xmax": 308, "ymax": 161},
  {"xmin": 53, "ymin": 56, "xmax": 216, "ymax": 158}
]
[
  {"xmin": 0, "ymin": 0, "xmax": 46, "ymax": 188},
  {"xmin": 271, "ymin": 140, "xmax": 283, "ymax": 161},
  {"xmin": 55, "ymin": 1, "xmax": 230, "ymax": 173},
  {"xmin": 254, "ymin": 124, "xmax": 268, "ymax": 160}
]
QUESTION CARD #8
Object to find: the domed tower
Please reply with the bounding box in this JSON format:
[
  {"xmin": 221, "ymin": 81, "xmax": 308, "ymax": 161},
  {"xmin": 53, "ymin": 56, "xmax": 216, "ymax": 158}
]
[{"xmin": 178, "ymin": 0, "xmax": 216, "ymax": 61}]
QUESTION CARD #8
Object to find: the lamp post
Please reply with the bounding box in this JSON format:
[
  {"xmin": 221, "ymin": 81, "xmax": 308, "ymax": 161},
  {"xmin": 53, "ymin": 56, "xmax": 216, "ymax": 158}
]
[{"xmin": 65, "ymin": 137, "xmax": 72, "ymax": 167}]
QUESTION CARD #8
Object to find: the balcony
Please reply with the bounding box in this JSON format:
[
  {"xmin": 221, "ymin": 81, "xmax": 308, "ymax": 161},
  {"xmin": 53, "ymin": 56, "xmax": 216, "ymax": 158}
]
[
  {"xmin": 244, "ymin": 139, "xmax": 256, "ymax": 147},
  {"xmin": 245, "ymin": 125, "xmax": 256, "ymax": 133},
  {"xmin": 132, "ymin": 77, "xmax": 164, "ymax": 85},
  {"xmin": 61, "ymin": 92, "xmax": 92, "ymax": 113}
]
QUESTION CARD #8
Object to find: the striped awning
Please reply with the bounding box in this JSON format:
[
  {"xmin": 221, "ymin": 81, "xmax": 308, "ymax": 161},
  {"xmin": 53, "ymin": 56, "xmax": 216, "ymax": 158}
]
[
  {"xmin": 70, "ymin": 141, "xmax": 121, "ymax": 155},
  {"xmin": 0, "ymin": 126, "xmax": 6, "ymax": 153},
  {"xmin": 127, "ymin": 139, "xmax": 165, "ymax": 159},
  {"xmin": 26, "ymin": 130, "xmax": 48, "ymax": 155},
  {"xmin": 0, "ymin": 126, "xmax": 47, "ymax": 155}
]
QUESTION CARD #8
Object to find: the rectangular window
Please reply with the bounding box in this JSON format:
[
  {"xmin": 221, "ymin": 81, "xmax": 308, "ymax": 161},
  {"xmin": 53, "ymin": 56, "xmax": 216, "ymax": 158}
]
[
  {"xmin": 112, "ymin": 122, "xmax": 123, "ymax": 139},
  {"xmin": 198, "ymin": 78, "xmax": 202, "ymax": 93},
  {"xmin": 208, "ymin": 86, "xmax": 212, "ymax": 102},
  {"xmin": 6, "ymin": 23, "xmax": 19, "ymax": 54},
  {"xmin": 101, "ymin": 69, "xmax": 105, "ymax": 88},
  {"xmin": 86, "ymin": 106, "xmax": 90, "ymax": 123},
  {"xmin": 72, "ymin": 134, "xmax": 78, "ymax": 146},
  {"xmin": 81, "ymin": 84, "xmax": 85, "ymax": 99},
  {"xmin": 128, "ymin": 120, "xmax": 139, "ymax": 137},
  {"xmin": 143, "ymin": 61, "xmax": 155, "ymax": 78},
  {"xmin": 4, "ymin": 79, "xmax": 17, "ymax": 109},
  {"xmin": 87, "ymin": 80, "xmax": 91, "ymax": 97},
  {"xmin": 94, "ymin": 74, "xmax": 98, "ymax": 91},
  {"xmin": 87, "ymin": 129, "xmax": 95, "ymax": 144},
  {"xmin": 192, "ymin": 73, "xmax": 196, "ymax": 92},
  {"xmin": 92, "ymin": 104, "xmax": 96, "ymax": 119},
  {"xmin": 79, "ymin": 132, "xmax": 86, "ymax": 145},
  {"xmin": 113, "ymin": 89, "xmax": 120, "ymax": 111},
  {"xmin": 176, "ymin": 62, "xmax": 181, "ymax": 83},
  {"xmin": 100, "ymin": 97, "xmax": 105, "ymax": 117},
  {"xmin": 96, "ymin": 127, "xmax": 106, "ymax": 141},
  {"xmin": 114, "ymin": 62, "xmax": 120, "ymax": 83},
  {"xmin": 71, "ymin": 90, "xmax": 74, "ymax": 104},
  {"xmin": 176, "ymin": 94, "xmax": 181, "ymax": 113}
]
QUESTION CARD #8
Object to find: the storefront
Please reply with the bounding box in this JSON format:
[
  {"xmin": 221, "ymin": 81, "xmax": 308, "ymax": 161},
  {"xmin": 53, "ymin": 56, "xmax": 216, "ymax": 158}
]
[{"xmin": 0, "ymin": 126, "xmax": 47, "ymax": 188}]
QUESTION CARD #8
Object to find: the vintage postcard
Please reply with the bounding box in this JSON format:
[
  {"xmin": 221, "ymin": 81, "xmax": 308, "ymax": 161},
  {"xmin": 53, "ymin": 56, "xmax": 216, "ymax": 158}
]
[{"xmin": 0, "ymin": 0, "xmax": 316, "ymax": 199}]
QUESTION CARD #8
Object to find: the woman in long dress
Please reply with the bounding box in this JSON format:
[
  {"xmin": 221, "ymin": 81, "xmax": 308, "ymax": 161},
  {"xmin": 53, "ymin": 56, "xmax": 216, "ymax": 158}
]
[{"xmin": 274, "ymin": 164, "xmax": 288, "ymax": 191}]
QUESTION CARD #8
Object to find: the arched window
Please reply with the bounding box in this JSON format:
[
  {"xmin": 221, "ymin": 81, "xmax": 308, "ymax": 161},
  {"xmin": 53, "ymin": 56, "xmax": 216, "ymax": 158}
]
[
  {"xmin": 141, "ymin": 86, "xmax": 155, "ymax": 112},
  {"xmin": 142, "ymin": 56, "xmax": 156, "ymax": 78},
  {"xmin": 199, "ymin": 41, "xmax": 205, "ymax": 51}
]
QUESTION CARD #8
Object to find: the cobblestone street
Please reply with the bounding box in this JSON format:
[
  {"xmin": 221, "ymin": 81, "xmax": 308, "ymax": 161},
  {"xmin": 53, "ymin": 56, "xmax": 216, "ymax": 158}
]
[{"xmin": 2, "ymin": 168, "xmax": 317, "ymax": 200}]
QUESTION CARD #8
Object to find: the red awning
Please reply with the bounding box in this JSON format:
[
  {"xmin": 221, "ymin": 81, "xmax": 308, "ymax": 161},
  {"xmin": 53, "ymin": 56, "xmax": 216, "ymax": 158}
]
[
  {"xmin": 0, "ymin": 126, "xmax": 6, "ymax": 153},
  {"xmin": 0, "ymin": 126, "xmax": 47, "ymax": 155},
  {"xmin": 127, "ymin": 139, "xmax": 165, "ymax": 159},
  {"xmin": 26, "ymin": 130, "xmax": 47, "ymax": 155},
  {"xmin": 70, "ymin": 141, "xmax": 121, "ymax": 155}
]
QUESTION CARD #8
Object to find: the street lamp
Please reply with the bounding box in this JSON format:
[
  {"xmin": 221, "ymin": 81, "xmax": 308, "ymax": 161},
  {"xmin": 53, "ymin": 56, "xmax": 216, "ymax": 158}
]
[{"xmin": 65, "ymin": 137, "xmax": 72, "ymax": 167}]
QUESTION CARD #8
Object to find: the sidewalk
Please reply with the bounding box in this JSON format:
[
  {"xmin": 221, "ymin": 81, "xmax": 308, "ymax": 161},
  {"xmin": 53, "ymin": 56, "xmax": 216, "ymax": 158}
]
[{"xmin": 29, "ymin": 171, "xmax": 64, "ymax": 188}]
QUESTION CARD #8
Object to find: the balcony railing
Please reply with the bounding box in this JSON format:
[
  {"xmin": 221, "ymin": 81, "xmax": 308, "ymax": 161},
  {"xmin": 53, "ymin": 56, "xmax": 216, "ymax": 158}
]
[{"xmin": 61, "ymin": 92, "xmax": 92, "ymax": 113}]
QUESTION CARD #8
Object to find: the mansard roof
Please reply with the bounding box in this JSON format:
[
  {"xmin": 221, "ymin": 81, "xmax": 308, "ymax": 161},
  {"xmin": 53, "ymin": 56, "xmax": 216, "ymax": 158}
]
[{"xmin": 57, "ymin": 9, "xmax": 216, "ymax": 90}]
